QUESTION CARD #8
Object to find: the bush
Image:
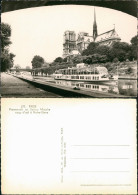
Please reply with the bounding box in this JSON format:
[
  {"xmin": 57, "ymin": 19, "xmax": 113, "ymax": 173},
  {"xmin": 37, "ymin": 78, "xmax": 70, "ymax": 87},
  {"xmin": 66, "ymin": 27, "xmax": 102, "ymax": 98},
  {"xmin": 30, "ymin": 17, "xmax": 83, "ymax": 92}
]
[{"xmin": 113, "ymin": 58, "xmax": 119, "ymax": 63}]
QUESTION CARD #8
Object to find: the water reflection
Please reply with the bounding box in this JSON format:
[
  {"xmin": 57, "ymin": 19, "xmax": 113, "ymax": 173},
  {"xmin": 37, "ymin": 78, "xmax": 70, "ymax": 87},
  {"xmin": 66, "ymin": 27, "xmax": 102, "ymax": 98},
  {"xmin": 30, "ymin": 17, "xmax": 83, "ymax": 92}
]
[
  {"xmin": 118, "ymin": 80, "xmax": 137, "ymax": 96},
  {"xmin": 55, "ymin": 79, "xmax": 137, "ymax": 96},
  {"xmin": 23, "ymin": 74, "xmax": 137, "ymax": 97}
]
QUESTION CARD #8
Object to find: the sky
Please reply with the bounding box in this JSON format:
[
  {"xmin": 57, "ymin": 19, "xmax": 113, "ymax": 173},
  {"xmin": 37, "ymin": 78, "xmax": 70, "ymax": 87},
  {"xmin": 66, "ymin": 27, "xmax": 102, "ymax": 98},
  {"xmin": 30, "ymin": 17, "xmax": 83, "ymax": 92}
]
[{"xmin": 2, "ymin": 5, "xmax": 137, "ymax": 68}]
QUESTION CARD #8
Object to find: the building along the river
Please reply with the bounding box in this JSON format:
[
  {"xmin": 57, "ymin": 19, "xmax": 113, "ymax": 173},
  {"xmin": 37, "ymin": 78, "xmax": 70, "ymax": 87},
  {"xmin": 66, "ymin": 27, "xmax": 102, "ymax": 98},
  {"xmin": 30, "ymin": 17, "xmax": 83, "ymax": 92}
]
[{"xmin": 63, "ymin": 8, "xmax": 121, "ymax": 57}]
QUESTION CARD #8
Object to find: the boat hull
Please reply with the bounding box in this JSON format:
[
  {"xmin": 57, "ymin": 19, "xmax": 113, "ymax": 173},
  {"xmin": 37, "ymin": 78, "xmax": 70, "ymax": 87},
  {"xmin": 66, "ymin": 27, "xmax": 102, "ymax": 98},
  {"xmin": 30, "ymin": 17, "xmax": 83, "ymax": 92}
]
[{"xmin": 54, "ymin": 78, "xmax": 118, "ymax": 83}]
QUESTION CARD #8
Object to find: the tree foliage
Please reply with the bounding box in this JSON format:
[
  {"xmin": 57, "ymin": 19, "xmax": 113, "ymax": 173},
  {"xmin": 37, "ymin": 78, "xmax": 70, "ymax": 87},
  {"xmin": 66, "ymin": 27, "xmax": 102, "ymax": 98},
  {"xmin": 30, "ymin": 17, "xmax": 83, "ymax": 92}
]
[
  {"xmin": 82, "ymin": 42, "xmax": 99, "ymax": 56},
  {"xmin": 1, "ymin": 23, "xmax": 12, "ymax": 51},
  {"xmin": 31, "ymin": 55, "xmax": 45, "ymax": 68},
  {"xmin": 54, "ymin": 57, "xmax": 63, "ymax": 63},
  {"xmin": 1, "ymin": 23, "xmax": 15, "ymax": 72},
  {"xmin": 108, "ymin": 42, "xmax": 132, "ymax": 62},
  {"xmin": 72, "ymin": 55, "xmax": 83, "ymax": 64},
  {"xmin": 1, "ymin": 50, "xmax": 15, "ymax": 71},
  {"xmin": 95, "ymin": 45, "xmax": 110, "ymax": 56},
  {"xmin": 130, "ymin": 35, "xmax": 137, "ymax": 60},
  {"xmin": 14, "ymin": 64, "xmax": 21, "ymax": 69},
  {"xmin": 83, "ymin": 54, "xmax": 107, "ymax": 64},
  {"xmin": 131, "ymin": 35, "xmax": 137, "ymax": 46},
  {"xmin": 81, "ymin": 36, "xmax": 137, "ymax": 63}
]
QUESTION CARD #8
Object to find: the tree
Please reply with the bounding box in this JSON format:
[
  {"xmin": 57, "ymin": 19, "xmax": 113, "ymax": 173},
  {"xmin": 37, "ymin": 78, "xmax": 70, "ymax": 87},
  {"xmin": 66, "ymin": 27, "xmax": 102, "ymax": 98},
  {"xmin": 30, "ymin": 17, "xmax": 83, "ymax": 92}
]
[
  {"xmin": 107, "ymin": 42, "xmax": 132, "ymax": 62},
  {"xmin": 72, "ymin": 55, "xmax": 83, "ymax": 64},
  {"xmin": 113, "ymin": 57, "xmax": 119, "ymax": 63},
  {"xmin": 130, "ymin": 35, "xmax": 137, "ymax": 60},
  {"xmin": 95, "ymin": 45, "xmax": 110, "ymax": 56},
  {"xmin": 83, "ymin": 55, "xmax": 92, "ymax": 64},
  {"xmin": 9, "ymin": 53, "xmax": 15, "ymax": 63},
  {"xmin": 14, "ymin": 64, "xmax": 21, "ymax": 69},
  {"xmin": 99, "ymin": 55, "xmax": 108, "ymax": 63},
  {"xmin": 108, "ymin": 48, "xmax": 126, "ymax": 62},
  {"xmin": 82, "ymin": 42, "xmax": 99, "ymax": 56},
  {"xmin": 63, "ymin": 57, "xmax": 67, "ymax": 62},
  {"xmin": 54, "ymin": 57, "xmax": 63, "ymax": 63},
  {"xmin": 43, "ymin": 61, "xmax": 49, "ymax": 68},
  {"xmin": 112, "ymin": 42, "xmax": 130, "ymax": 52},
  {"xmin": 81, "ymin": 40, "xmax": 136, "ymax": 62},
  {"xmin": 31, "ymin": 55, "xmax": 44, "ymax": 68},
  {"xmin": 83, "ymin": 54, "xmax": 107, "ymax": 64},
  {"xmin": 1, "ymin": 50, "xmax": 15, "ymax": 71},
  {"xmin": 1, "ymin": 23, "xmax": 15, "ymax": 72},
  {"xmin": 131, "ymin": 35, "xmax": 137, "ymax": 46},
  {"xmin": 1, "ymin": 23, "xmax": 12, "ymax": 52}
]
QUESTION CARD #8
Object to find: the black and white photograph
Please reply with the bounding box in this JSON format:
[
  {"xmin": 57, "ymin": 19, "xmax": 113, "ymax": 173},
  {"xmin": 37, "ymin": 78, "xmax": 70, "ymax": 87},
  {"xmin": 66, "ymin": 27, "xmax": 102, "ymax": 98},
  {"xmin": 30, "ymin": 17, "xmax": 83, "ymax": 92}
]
[
  {"xmin": 1, "ymin": 1, "xmax": 137, "ymax": 97},
  {"xmin": 1, "ymin": 1, "xmax": 137, "ymax": 194}
]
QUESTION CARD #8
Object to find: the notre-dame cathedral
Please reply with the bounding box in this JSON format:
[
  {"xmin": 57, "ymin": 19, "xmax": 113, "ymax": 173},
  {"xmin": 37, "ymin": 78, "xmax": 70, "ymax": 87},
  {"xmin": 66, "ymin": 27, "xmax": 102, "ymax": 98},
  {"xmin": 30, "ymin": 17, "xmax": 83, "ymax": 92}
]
[{"xmin": 63, "ymin": 8, "xmax": 121, "ymax": 58}]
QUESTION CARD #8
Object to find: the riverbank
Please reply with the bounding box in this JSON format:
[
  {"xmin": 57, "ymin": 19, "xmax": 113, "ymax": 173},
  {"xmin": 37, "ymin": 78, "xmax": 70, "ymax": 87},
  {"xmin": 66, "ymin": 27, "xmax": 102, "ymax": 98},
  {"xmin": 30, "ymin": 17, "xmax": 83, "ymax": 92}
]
[
  {"xmin": 12, "ymin": 74, "xmax": 129, "ymax": 97},
  {"xmin": 119, "ymin": 76, "xmax": 137, "ymax": 80},
  {"xmin": 1, "ymin": 73, "xmax": 61, "ymax": 97}
]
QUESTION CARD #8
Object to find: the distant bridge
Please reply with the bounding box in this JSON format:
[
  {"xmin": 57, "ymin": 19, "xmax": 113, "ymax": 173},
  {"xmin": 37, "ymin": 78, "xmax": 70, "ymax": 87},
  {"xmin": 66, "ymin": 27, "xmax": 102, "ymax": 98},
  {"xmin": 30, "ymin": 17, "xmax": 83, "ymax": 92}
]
[{"xmin": 10, "ymin": 68, "xmax": 32, "ymax": 72}]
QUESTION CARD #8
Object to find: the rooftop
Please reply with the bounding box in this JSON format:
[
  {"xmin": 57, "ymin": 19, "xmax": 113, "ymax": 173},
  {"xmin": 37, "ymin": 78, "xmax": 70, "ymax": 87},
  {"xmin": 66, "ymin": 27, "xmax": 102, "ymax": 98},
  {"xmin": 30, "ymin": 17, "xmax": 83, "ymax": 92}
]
[{"xmin": 96, "ymin": 29, "xmax": 121, "ymax": 42}]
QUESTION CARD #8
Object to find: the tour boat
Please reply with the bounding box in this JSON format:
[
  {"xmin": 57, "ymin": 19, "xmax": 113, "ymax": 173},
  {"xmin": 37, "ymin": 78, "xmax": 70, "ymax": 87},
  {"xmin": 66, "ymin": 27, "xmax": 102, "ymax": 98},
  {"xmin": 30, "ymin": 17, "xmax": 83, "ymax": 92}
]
[
  {"xmin": 54, "ymin": 63, "xmax": 118, "ymax": 83},
  {"xmin": 55, "ymin": 80, "xmax": 119, "ymax": 94}
]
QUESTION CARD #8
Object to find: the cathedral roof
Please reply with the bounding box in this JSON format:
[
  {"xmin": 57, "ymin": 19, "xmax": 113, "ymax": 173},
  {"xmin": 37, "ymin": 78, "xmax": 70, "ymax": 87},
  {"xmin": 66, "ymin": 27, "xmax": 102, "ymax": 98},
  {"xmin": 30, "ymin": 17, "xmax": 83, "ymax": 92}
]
[
  {"xmin": 77, "ymin": 32, "xmax": 93, "ymax": 43},
  {"xmin": 96, "ymin": 29, "xmax": 121, "ymax": 43},
  {"xmin": 83, "ymin": 36, "xmax": 93, "ymax": 42}
]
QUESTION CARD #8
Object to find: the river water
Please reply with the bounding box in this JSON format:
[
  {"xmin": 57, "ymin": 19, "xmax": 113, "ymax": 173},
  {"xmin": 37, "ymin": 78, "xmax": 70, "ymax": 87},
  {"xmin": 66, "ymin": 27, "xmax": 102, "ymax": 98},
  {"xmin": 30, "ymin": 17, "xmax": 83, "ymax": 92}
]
[
  {"xmin": 51, "ymin": 79, "xmax": 137, "ymax": 97},
  {"xmin": 24, "ymin": 74, "xmax": 137, "ymax": 97}
]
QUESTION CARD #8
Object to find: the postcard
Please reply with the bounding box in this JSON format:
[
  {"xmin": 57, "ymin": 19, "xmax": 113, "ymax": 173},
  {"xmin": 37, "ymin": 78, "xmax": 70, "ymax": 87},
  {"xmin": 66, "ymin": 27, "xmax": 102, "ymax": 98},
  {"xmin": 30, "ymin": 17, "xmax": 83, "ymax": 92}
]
[
  {"xmin": 1, "ymin": 1, "xmax": 137, "ymax": 195},
  {"xmin": 1, "ymin": 98, "xmax": 137, "ymax": 194},
  {"xmin": 1, "ymin": 2, "xmax": 137, "ymax": 97}
]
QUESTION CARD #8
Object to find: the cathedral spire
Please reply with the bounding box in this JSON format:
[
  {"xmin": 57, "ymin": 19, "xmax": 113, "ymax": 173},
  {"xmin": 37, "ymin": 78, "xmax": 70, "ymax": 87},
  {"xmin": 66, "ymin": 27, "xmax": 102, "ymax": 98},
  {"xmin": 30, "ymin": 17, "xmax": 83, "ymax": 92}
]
[{"xmin": 93, "ymin": 7, "xmax": 98, "ymax": 41}]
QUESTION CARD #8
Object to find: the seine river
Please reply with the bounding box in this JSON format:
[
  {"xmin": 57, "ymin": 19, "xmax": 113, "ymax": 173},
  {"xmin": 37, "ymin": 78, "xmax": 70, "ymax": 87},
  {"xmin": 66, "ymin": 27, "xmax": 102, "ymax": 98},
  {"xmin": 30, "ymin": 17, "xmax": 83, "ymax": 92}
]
[
  {"xmin": 27, "ymin": 74, "xmax": 137, "ymax": 97},
  {"xmin": 51, "ymin": 79, "xmax": 137, "ymax": 97}
]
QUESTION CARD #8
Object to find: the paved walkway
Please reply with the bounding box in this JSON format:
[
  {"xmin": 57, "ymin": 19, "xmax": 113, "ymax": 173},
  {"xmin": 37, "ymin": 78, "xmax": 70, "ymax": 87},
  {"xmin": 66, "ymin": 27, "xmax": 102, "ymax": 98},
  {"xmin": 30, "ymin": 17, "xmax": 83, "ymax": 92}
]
[{"xmin": 1, "ymin": 73, "xmax": 61, "ymax": 97}]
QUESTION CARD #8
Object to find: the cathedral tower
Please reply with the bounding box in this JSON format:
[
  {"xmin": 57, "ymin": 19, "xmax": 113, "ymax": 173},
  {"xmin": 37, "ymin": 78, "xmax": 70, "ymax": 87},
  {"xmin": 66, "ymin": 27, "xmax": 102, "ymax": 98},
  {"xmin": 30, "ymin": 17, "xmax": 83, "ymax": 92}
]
[
  {"xmin": 93, "ymin": 8, "xmax": 98, "ymax": 41},
  {"xmin": 63, "ymin": 30, "xmax": 76, "ymax": 58}
]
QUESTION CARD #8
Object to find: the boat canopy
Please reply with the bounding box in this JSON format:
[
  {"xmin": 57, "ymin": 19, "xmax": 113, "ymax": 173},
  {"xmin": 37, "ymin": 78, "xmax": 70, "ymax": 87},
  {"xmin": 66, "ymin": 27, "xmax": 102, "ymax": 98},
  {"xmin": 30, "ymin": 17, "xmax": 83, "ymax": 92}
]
[
  {"xmin": 55, "ymin": 66, "xmax": 108, "ymax": 75},
  {"xmin": 95, "ymin": 67, "xmax": 108, "ymax": 74}
]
